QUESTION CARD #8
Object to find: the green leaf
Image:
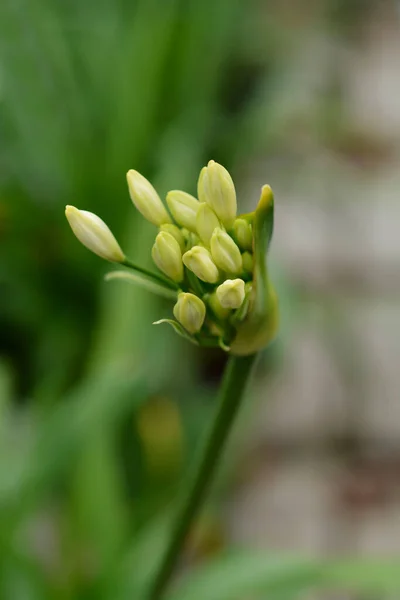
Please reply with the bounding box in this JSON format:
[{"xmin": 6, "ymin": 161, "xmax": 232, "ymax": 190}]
[
  {"xmin": 0, "ymin": 367, "xmax": 148, "ymax": 526},
  {"xmin": 322, "ymin": 560, "xmax": 400, "ymax": 592},
  {"xmin": 167, "ymin": 553, "xmax": 320, "ymax": 600},
  {"xmin": 168, "ymin": 553, "xmax": 400, "ymax": 600},
  {"xmin": 101, "ymin": 512, "xmax": 174, "ymax": 600},
  {"xmin": 153, "ymin": 319, "xmax": 199, "ymax": 345},
  {"xmin": 105, "ymin": 271, "xmax": 178, "ymax": 301}
]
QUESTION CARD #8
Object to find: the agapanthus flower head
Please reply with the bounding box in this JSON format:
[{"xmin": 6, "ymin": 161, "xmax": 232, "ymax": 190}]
[{"xmin": 65, "ymin": 162, "xmax": 278, "ymax": 354}]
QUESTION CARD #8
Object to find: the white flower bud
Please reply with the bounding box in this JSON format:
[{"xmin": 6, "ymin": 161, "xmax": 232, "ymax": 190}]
[
  {"xmin": 159, "ymin": 223, "xmax": 186, "ymax": 253},
  {"xmin": 182, "ymin": 246, "xmax": 219, "ymax": 283},
  {"xmin": 197, "ymin": 160, "xmax": 236, "ymax": 228},
  {"xmin": 65, "ymin": 206, "xmax": 125, "ymax": 263},
  {"xmin": 196, "ymin": 203, "xmax": 220, "ymax": 245},
  {"xmin": 233, "ymin": 218, "xmax": 253, "ymax": 251},
  {"xmin": 166, "ymin": 190, "xmax": 199, "ymax": 232},
  {"xmin": 216, "ymin": 279, "xmax": 245, "ymax": 309},
  {"xmin": 210, "ymin": 228, "xmax": 242, "ymax": 275},
  {"xmin": 151, "ymin": 232, "xmax": 184, "ymax": 282},
  {"xmin": 173, "ymin": 292, "xmax": 206, "ymax": 334},
  {"xmin": 127, "ymin": 170, "xmax": 172, "ymax": 226}
]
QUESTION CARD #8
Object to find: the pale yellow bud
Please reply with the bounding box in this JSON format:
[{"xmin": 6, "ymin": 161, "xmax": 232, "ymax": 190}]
[
  {"xmin": 127, "ymin": 170, "xmax": 172, "ymax": 226},
  {"xmin": 242, "ymin": 251, "xmax": 254, "ymax": 273},
  {"xmin": 233, "ymin": 218, "xmax": 253, "ymax": 251},
  {"xmin": 182, "ymin": 246, "xmax": 219, "ymax": 284},
  {"xmin": 210, "ymin": 228, "xmax": 242, "ymax": 275},
  {"xmin": 197, "ymin": 160, "xmax": 236, "ymax": 228},
  {"xmin": 160, "ymin": 223, "xmax": 185, "ymax": 253},
  {"xmin": 151, "ymin": 232, "xmax": 184, "ymax": 282},
  {"xmin": 173, "ymin": 292, "xmax": 206, "ymax": 335},
  {"xmin": 166, "ymin": 190, "xmax": 199, "ymax": 232},
  {"xmin": 216, "ymin": 278, "xmax": 245, "ymax": 309},
  {"xmin": 196, "ymin": 203, "xmax": 220, "ymax": 245},
  {"xmin": 65, "ymin": 206, "xmax": 125, "ymax": 263}
]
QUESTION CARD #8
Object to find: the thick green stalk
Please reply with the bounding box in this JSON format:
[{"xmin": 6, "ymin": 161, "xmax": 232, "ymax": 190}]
[{"xmin": 148, "ymin": 352, "xmax": 258, "ymax": 600}]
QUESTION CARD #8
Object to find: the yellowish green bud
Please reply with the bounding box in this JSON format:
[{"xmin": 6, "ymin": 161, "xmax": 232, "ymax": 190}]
[
  {"xmin": 186, "ymin": 231, "xmax": 200, "ymax": 250},
  {"xmin": 160, "ymin": 223, "xmax": 185, "ymax": 253},
  {"xmin": 197, "ymin": 160, "xmax": 236, "ymax": 228},
  {"xmin": 151, "ymin": 231, "xmax": 184, "ymax": 282},
  {"xmin": 242, "ymin": 251, "xmax": 254, "ymax": 273},
  {"xmin": 210, "ymin": 228, "xmax": 242, "ymax": 275},
  {"xmin": 206, "ymin": 292, "xmax": 230, "ymax": 320},
  {"xmin": 196, "ymin": 203, "xmax": 221, "ymax": 245},
  {"xmin": 233, "ymin": 218, "xmax": 253, "ymax": 251},
  {"xmin": 182, "ymin": 246, "xmax": 219, "ymax": 284},
  {"xmin": 166, "ymin": 190, "xmax": 199, "ymax": 232},
  {"xmin": 127, "ymin": 170, "xmax": 172, "ymax": 226},
  {"xmin": 173, "ymin": 292, "xmax": 206, "ymax": 334},
  {"xmin": 216, "ymin": 278, "xmax": 245, "ymax": 309},
  {"xmin": 65, "ymin": 206, "xmax": 125, "ymax": 263}
]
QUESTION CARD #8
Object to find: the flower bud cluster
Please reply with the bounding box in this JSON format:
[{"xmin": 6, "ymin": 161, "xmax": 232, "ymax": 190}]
[
  {"xmin": 137, "ymin": 161, "xmax": 257, "ymax": 341},
  {"xmin": 65, "ymin": 160, "xmax": 276, "ymax": 353}
]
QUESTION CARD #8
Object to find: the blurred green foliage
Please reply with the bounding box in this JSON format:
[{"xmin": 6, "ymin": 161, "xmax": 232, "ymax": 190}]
[{"xmin": 0, "ymin": 0, "xmax": 399, "ymax": 598}]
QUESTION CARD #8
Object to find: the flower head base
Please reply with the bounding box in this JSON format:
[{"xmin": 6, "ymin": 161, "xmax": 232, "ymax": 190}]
[{"xmin": 65, "ymin": 161, "xmax": 278, "ymax": 354}]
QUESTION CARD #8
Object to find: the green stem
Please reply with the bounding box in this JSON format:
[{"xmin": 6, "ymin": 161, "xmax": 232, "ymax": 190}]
[
  {"xmin": 147, "ymin": 352, "xmax": 258, "ymax": 600},
  {"xmin": 122, "ymin": 258, "xmax": 179, "ymax": 291}
]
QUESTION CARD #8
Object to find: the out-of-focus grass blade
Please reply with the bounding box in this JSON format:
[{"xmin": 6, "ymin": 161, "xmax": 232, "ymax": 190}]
[
  {"xmin": 69, "ymin": 430, "xmax": 129, "ymax": 577},
  {"xmin": 166, "ymin": 553, "xmax": 320, "ymax": 600},
  {"xmin": 168, "ymin": 553, "xmax": 400, "ymax": 600},
  {"xmin": 0, "ymin": 366, "xmax": 148, "ymax": 521},
  {"xmin": 100, "ymin": 511, "xmax": 173, "ymax": 600},
  {"xmin": 0, "ymin": 551, "xmax": 53, "ymax": 600},
  {"xmin": 322, "ymin": 560, "xmax": 400, "ymax": 593},
  {"xmin": 0, "ymin": 361, "xmax": 13, "ymax": 420}
]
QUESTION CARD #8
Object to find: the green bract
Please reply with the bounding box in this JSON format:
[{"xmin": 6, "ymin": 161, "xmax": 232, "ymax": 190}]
[{"xmin": 65, "ymin": 163, "xmax": 278, "ymax": 355}]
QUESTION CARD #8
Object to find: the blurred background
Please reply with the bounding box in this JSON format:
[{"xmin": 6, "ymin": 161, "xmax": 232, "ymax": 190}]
[{"xmin": 1, "ymin": 0, "xmax": 400, "ymax": 598}]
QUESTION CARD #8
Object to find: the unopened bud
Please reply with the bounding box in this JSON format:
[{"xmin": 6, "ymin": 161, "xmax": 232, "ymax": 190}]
[
  {"xmin": 127, "ymin": 170, "xmax": 172, "ymax": 226},
  {"xmin": 197, "ymin": 160, "xmax": 236, "ymax": 228},
  {"xmin": 206, "ymin": 292, "xmax": 230, "ymax": 320},
  {"xmin": 216, "ymin": 279, "xmax": 245, "ymax": 309},
  {"xmin": 160, "ymin": 223, "xmax": 186, "ymax": 253},
  {"xmin": 182, "ymin": 246, "xmax": 219, "ymax": 283},
  {"xmin": 242, "ymin": 251, "xmax": 254, "ymax": 273},
  {"xmin": 196, "ymin": 203, "xmax": 220, "ymax": 245},
  {"xmin": 166, "ymin": 190, "xmax": 199, "ymax": 232},
  {"xmin": 152, "ymin": 232, "xmax": 184, "ymax": 282},
  {"xmin": 210, "ymin": 228, "xmax": 242, "ymax": 275},
  {"xmin": 65, "ymin": 206, "xmax": 125, "ymax": 263},
  {"xmin": 233, "ymin": 218, "xmax": 253, "ymax": 251},
  {"xmin": 173, "ymin": 292, "xmax": 206, "ymax": 335}
]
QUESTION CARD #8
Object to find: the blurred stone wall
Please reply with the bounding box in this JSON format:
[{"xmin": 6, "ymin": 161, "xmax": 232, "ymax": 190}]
[{"xmin": 227, "ymin": 0, "xmax": 400, "ymax": 559}]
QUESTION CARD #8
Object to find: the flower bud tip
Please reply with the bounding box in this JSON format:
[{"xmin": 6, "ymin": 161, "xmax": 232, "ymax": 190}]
[
  {"xmin": 127, "ymin": 169, "xmax": 171, "ymax": 226},
  {"xmin": 65, "ymin": 205, "xmax": 125, "ymax": 263}
]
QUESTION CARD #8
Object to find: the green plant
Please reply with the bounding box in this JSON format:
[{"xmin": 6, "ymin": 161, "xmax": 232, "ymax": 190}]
[{"xmin": 66, "ymin": 160, "xmax": 278, "ymax": 598}]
